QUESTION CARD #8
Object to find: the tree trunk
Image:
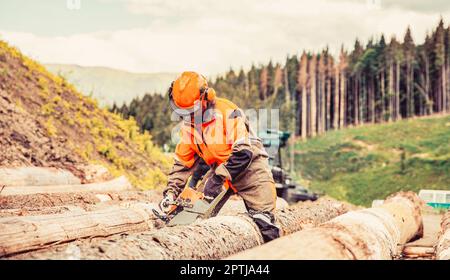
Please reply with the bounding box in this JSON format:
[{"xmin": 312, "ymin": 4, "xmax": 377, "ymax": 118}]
[
  {"xmin": 0, "ymin": 167, "xmax": 81, "ymax": 187},
  {"xmin": 354, "ymin": 77, "xmax": 359, "ymax": 125},
  {"xmin": 339, "ymin": 71, "xmax": 346, "ymax": 128},
  {"xmin": 436, "ymin": 211, "xmax": 450, "ymax": 260},
  {"xmin": 321, "ymin": 75, "xmax": 326, "ymax": 133},
  {"xmin": 333, "ymin": 68, "xmax": 339, "ymax": 129},
  {"xmin": 0, "ymin": 190, "xmax": 160, "ymax": 210},
  {"xmin": 310, "ymin": 61, "xmax": 317, "ymax": 137},
  {"xmin": 228, "ymin": 192, "xmax": 423, "ymax": 260},
  {"xmin": 395, "ymin": 62, "xmax": 401, "ymax": 121},
  {"xmin": 388, "ymin": 64, "xmax": 394, "ymax": 121},
  {"xmin": 425, "ymin": 56, "xmax": 432, "ymax": 114},
  {"xmin": 301, "ymin": 86, "xmax": 307, "ymax": 139},
  {"xmin": 369, "ymin": 77, "xmax": 375, "ymax": 123},
  {"xmin": 0, "ymin": 202, "xmax": 158, "ymax": 257},
  {"xmin": 0, "ymin": 176, "xmax": 132, "ymax": 196},
  {"xmin": 381, "ymin": 71, "xmax": 386, "ymax": 122},
  {"xmin": 326, "ymin": 75, "xmax": 332, "ymax": 130},
  {"xmin": 442, "ymin": 65, "xmax": 447, "ymax": 113}
]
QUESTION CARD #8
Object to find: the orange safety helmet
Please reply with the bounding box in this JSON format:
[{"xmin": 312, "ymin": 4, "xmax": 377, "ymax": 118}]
[{"xmin": 169, "ymin": 71, "xmax": 216, "ymax": 116}]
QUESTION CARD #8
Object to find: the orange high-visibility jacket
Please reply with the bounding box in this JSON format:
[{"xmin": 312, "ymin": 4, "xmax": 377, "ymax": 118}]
[{"xmin": 175, "ymin": 97, "xmax": 250, "ymax": 169}]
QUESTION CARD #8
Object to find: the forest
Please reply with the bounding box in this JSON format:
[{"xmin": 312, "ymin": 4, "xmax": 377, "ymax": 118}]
[{"xmin": 113, "ymin": 20, "xmax": 450, "ymax": 147}]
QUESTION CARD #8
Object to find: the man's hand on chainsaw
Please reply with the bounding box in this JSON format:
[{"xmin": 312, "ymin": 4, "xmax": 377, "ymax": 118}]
[
  {"xmin": 204, "ymin": 174, "xmax": 225, "ymax": 200},
  {"xmin": 159, "ymin": 191, "xmax": 176, "ymax": 213}
]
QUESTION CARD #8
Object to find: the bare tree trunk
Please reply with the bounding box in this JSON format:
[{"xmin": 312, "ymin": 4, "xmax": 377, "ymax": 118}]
[
  {"xmin": 301, "ymin": 86, "xmax": 307, "ymax": 139},
  {"xmin": 388, "ymin": 64, "xmax": 394, "ymax": 121},
  {"xmin": 333, "ymin": 68, "xmax": 339, "ymax": 129},
  {"xmin": 395, "ymin": 62, "xmax": 401, "ymax": 120},
  {"xmin": 339, "ymin": 71, "xmax": 346, "ymax": 128},
  {"xmin": 369, "ymin": 77, "xmax": 375, "ymax": 123},
  {"xmin": 354, "ymin": 77, "xmax": 359, "ymax": 125},
  {"xmin": 310, "ymin": 59, "xmax": 317, "ymax": 137},
  {"xmin": 425, "ymin": 57, "xmax": 432, "ymax": 114},
  {"xmin": 442, "ymin": 65, "xmax": 447, "ymax": 113},
  {"xmin": 326, "ymin": 76, "xmax": 332, "ymax": 130},
  {"xmin": 228, "ymin": 192, "xmax": 423, "ymax": 260},
  {"xmin": 447, "ymin": 55, "xmax": 450, "ymax": 112},
  {"xmin": 381, "ymin": 71, "xmax": 386, "ymax": 122}
]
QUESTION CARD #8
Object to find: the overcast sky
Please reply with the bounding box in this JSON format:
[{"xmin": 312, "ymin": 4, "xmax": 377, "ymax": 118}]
[{"xmin": 0, "ymin": 0, "xmax": 449, "ymax": 76}]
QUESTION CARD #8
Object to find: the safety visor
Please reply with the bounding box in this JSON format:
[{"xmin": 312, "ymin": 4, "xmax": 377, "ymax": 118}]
[{"xmin": 169, "ymin": 98, "xmax": 202, "ymax": 117}]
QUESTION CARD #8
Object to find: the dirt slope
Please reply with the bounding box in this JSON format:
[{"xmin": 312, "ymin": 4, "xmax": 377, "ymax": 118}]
[{"xmin": 0, "ymin": 41, "xmax": 171, "ymax": 188}]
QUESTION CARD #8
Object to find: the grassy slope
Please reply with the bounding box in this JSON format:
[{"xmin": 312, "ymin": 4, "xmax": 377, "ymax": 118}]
[
  {"xmin": 295, "ymin": 115, "xmax": 450, "ymax": 206},
  {"xmin": 0, "ymin": 40, "xmax": 171, "ymax": 188}
]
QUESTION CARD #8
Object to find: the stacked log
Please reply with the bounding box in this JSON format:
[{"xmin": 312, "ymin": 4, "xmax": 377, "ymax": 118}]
[
  {"xmin": 228, "ymin": 192, "xmax": 423, "ymax": 260},
  {"xmin": 0, "ymin": 190, "xmax": 160, "ymax": 210},
  {"xmin": 0, "ymin": 176, "xmax": 132, "ymax": 196},
  {"xmin": 4, "ymin": 198, "xmax": 350, "ymax": 259},
  {"xmin": 0, "ymin": 167, "xmax": 81, "ymax": 186},
  {"xmin": 436, "ymin": 211, "xmax": 450, "ymax": 260},
  {"xmin": 0, "ymin": 202, "xmax": 158, "ymax": 257}
]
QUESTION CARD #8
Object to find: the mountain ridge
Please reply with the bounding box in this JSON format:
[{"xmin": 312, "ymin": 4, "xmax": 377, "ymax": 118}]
[{"xmin": 45, "ymin": 63, "xmax": 177, "ymax": 107}]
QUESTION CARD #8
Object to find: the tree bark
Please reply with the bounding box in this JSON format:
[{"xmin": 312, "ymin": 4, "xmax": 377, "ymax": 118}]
[
  {"xmin": 0, "ymin": 167, "xmax": 81, "ymax": 187},
  {"xmin": 228, "ymin": 192, "xmax": 423, "ymax": 260},
  {"xmin": 0, "ymin": 202, "xmax": 158, "ymax": 257},
  {"xmin": 0, "ymin": 176, "xmax": 132, "ymax": 196},
  {"xmin": 0, "ymin": 190, "xmax": 160, "ymax": 210}
]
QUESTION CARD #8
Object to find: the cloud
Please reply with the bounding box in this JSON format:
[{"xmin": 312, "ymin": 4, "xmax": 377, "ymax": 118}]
[{"xmin": 1, "ymin": 0, "xmax": 448, "ymax": 76}]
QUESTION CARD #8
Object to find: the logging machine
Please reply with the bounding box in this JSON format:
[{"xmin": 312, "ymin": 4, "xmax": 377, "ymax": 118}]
[{"xmin": 259, "ymin": 129, "xmax": 319, "ymax": 203}]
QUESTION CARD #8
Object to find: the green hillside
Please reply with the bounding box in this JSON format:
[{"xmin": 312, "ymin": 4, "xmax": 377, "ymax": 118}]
[{"xmin": 295, "ymin": 115, "xmax": 450, "ymax": 206}]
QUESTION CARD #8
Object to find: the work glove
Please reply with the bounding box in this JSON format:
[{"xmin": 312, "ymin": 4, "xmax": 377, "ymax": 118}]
[
  {"xmin": 158, "ymin": 191, "xmax": 176, "ymax": 214},
  {"xmin": 203, "ymin": 174, "xmax": 225, "ymax": 200}
]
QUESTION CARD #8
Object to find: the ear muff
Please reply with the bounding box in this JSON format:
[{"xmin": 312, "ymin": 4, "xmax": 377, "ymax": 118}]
[
  {"xmin": 206, "ymin": 88, "xmax": 216, "ymax": 102},
  {"xmin": 200, "ymin": 87, "xmax": 216, "ymax": 102}
]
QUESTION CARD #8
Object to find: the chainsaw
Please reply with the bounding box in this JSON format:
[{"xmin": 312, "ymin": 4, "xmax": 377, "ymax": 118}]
[{"xmin": 152, "ymin": 178, "xmax": 236, "ymax": 226}]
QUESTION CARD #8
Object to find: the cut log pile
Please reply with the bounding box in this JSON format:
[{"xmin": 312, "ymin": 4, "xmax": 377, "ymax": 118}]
[
  {"xmin": 0, "ymin": 167, "xmax": 438, "ymax": 260},
  {"xmin": 4, "ymin": 198, "xmax": 350, "ymax": 259},
  {"xmin": 436, "ymin": 211, "xmax": 450, "ymax": 260},
  {"xmin": 228, "ymin": 192, "xmax": 423, "ymax": 260}
]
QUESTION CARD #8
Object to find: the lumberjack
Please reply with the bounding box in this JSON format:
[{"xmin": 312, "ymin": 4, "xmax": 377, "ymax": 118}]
[{"xmin": 157, "ymin": 71, "xmax": 280, "ymax": 242}]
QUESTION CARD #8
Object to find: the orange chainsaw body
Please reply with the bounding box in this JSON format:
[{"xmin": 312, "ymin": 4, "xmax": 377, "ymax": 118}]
[{"xmin": 166, "ymin": 179, "xmax": 235, "ymax": 216}]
